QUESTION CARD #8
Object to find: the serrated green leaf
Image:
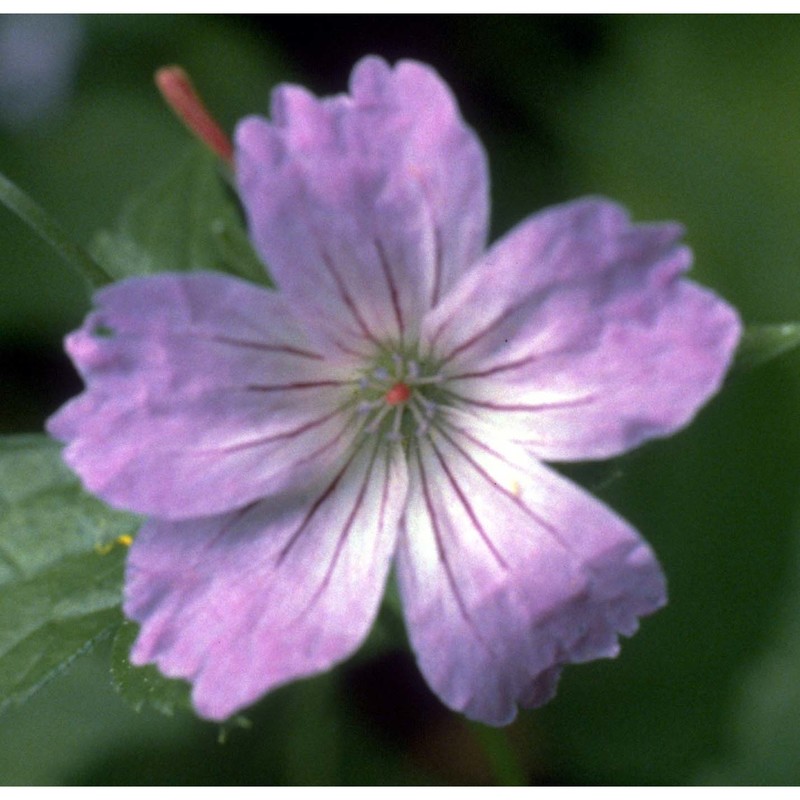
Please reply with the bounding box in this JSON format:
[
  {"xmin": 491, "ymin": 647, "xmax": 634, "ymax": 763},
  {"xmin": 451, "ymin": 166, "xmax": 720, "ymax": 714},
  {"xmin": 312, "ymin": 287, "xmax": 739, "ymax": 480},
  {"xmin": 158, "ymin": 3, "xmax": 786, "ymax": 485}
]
[
  {"xmin": 732, "ymin": 323, "xmax": 800, "ymax": 374},
  {"xmin": 0, "ymin": 553, "xmax": 124, "ymax": 713},
  {"xmin": 110, "ymin": 619, "xmax": 192, "ymax": 716},
  {"xmin": 0, "ymin": 434, "xmax": 137, "ymax": 712},
  {"xmin": 89, "ymin": 145, "xmax": 271, "ymax": 286}
]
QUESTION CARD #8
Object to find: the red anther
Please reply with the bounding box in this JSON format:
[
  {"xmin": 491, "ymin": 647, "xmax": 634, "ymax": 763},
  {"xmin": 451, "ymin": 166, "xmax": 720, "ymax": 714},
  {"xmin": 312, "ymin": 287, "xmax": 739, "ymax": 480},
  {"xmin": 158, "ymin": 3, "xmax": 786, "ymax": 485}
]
[
  {"xmin": 384, "ymin": 382, "xmax": 412, "ymax": 406},
  {"xmin": 155, "ymin": 66, "xmax": 233, "ymax": 166}
]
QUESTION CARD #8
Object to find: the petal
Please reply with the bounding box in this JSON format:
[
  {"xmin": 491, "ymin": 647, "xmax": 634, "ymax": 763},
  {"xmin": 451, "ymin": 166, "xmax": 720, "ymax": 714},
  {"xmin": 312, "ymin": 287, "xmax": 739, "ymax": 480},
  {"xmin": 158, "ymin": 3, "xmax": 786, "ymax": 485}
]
[
  {"xmin": 235, "ymin": 56, "xmax": 488, "ymax": 350},
  {"xmin": 47, "ymin": 272, "xmax": 359, "ymax": 519},
  {"xmin": 124, "ymin": 439, "xmax": 408, "ymax": 721},
  {"xmin": 396, "ymin": 423, "xmax": 665, "ymax": 726},
  {"xmin": 425, "ymin": 197, "xmax": 741, "ymax": 460}
]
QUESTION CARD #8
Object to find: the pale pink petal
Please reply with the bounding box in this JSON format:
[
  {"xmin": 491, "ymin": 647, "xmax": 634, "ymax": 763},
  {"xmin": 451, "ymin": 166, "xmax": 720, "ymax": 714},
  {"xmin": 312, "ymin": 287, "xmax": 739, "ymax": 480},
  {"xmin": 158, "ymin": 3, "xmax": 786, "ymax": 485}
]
[
  {"xmin": 235, "ymin": 56, "xmax": 488, "ymax": 351},
  {"xmin": 124, "ymin": 440, "xmax": 408, "ymax": 721},
  {"xmin": 396, "ymin": 421, "xmax": 665, "ymax": 726},
  {"xmin": 47, "ymin": 272, "xmax": 359, "ymax": 519},
  {"xmin": 424, "ymin": 197, "xmax": 741, "ymax": 460}
]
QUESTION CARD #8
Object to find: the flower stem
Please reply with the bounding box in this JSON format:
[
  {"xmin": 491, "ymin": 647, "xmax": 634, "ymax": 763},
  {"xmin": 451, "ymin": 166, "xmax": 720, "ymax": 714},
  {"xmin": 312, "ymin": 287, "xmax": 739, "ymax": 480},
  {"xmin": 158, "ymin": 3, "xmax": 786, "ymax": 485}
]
[
  {"xmin": 0, "ymin": 170, "xmax": 113, "ymax": 292},
  {"xmin": 468, "ymin": 721, "xmax": 528, "ymax": 786}
]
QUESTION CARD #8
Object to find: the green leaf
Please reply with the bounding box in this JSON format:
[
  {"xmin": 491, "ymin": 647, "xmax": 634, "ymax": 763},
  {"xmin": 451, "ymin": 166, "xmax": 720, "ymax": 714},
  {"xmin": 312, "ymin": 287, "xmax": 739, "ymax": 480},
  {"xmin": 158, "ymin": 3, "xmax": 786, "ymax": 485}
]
[
  {"xmin": 0, "ymin": 170, "xmax": 113, "ymax": 292},
  {"xmin": 0, "ymin": 435, "xmax": 136, "ymax": 712},
  {"xmin": 699, "ymin": 531, "xmax": 800, "ymax": 784},
  {"xmin": 90, "ymin": 145, "xmax": 271, "ymax": 286},
  {"xmin": 732, "ymin": 323, "xmax": 800, "ymax": 373},
  {"xmin": 110, "ymin": 620, "xmax": 192, "ymax": 716}
]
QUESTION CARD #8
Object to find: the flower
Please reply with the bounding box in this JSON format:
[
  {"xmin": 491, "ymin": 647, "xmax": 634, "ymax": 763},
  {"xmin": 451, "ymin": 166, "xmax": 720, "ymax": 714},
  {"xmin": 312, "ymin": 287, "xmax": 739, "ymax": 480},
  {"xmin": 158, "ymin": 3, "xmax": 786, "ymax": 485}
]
[{"xmin": 47, "ymin": 56, "xmax": 741, "ymax": 726}]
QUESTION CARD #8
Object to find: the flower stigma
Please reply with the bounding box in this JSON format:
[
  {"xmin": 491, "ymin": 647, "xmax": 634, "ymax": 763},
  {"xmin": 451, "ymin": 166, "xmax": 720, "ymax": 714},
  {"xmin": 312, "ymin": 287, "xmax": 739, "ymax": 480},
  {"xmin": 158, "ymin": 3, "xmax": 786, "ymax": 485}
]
[{"xmin": 385, "ymin": 382, "xmax": 412, "ymax": 406}]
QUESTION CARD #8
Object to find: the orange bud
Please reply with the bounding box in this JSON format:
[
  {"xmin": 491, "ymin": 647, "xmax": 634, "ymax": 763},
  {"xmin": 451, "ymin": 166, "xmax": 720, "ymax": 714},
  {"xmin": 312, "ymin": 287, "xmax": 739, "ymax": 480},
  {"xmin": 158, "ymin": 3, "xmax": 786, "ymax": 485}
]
[{"xmin": 155, "ymin": 65, "xmax": 233, "ymax": 165}]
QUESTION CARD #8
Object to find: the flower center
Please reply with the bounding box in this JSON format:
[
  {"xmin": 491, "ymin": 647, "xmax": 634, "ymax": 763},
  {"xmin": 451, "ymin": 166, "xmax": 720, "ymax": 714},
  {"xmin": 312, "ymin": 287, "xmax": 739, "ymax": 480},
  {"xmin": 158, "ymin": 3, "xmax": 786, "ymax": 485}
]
[{"xmin": 353, "ymin": 350, "xmax": 445, "ymax": 444}]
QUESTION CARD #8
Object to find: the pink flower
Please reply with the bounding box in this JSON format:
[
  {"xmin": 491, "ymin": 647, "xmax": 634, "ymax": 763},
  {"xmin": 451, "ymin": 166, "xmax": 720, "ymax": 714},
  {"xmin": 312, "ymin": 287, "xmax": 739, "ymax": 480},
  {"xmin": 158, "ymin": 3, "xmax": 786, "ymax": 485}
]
[{"xmin": 47, "ymin": 57, "xmax": 741, "ymax": 725}]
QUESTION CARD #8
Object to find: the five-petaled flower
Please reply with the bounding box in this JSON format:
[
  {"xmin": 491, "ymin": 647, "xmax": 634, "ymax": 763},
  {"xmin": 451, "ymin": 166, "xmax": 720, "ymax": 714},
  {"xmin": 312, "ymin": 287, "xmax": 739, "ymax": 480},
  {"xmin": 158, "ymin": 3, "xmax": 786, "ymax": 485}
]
[{"xmin": 47, "ymin": 56, "xmax": 741, "ymax": 725}]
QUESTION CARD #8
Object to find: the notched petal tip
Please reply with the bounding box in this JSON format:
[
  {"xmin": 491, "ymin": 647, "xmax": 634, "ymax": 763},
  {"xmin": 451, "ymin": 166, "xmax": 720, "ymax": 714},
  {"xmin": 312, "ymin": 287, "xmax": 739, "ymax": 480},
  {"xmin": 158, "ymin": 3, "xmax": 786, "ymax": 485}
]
[
  {"xmin": 349, "ymin": 55, "xmax": 456, "ymax": 112},
  {"xmin": 426, "ymin": 195, "xmax": 740, "ymax": 462},
  {"xmin": 487, "ymin": 539, "xmax": 666, "ymax": 725},
  {"xmin": 269, "ymin": 83, "xmax": 324, "ymax": 130},
  {"xmin": 46, "ymin": 271, "xmax": 357, "ymax": 520},
  {"xmin": 233, "ymin": 117, "xmax": 280, "ymax": 183},
  {"xmin": 123, "ymin": 443, "xmax": 409, "ymax": 722},
  {"xmin": 398, "ymin": 431, "xmax": 667, "ymax": 727},
  {"xmin": 348, "ymin": 54, "xmax": 392, "ymax": 97},
  {"xmin": 233, "ymin": 53, "xmax": 489, "ymax": 347}
]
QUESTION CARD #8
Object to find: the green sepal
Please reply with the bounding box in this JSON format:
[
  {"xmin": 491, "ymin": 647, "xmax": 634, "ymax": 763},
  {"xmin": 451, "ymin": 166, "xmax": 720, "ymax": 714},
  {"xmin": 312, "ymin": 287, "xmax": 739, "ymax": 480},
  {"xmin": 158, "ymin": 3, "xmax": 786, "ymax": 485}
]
[{"xmin": 89, "ymin": 145, "xmax": 271, "ymax": 286}]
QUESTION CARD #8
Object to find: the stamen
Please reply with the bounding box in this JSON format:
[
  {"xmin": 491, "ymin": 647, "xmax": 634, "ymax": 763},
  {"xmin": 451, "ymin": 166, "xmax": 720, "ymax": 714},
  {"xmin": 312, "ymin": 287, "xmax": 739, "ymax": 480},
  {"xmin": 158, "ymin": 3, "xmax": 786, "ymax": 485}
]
[
  {"xmin": 354, "ymin": 350, "xmax": 445, "ymax": 443},
  {"xmin": 365, "ymin": 403, "xmax": 392, "ymax": 434},
  {"xmin": 413, "ymin": 373, "xmax": 445, "ymax": 385},
  {"xmin": 416, "ymin": 395, "xmax": 437, "ymax": 418},
  {"xmin": 388, "ymin": 405, "xmax": 404, "ymax": 441},
  {"xmin": 391, "ymin": 352, "xmax": 404, "ymax": 376},
  {"xmin": 408, "ymin": 394, "xmax": 437, "ymax": 436},
  {"xmin": 356, "ymin": 400, "xmax": 381, "ymax": 414}
]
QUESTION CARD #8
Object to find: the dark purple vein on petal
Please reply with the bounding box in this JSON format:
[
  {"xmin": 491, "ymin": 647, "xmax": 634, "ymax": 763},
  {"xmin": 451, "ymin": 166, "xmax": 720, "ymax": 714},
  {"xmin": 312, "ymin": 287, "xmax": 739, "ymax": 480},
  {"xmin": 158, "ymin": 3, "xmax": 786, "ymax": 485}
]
[
  {"xmin": 446, "ymin": 352, "xmax": 542, "ymax": 381},
  {"xmin": 319, "ymin": 249, "xmax": 381, "ymax": 347},
  {"xmin": 443, "ymin": 423, "xmax": 646, "ymax": 589},
  {"xmin": 331, "ymin": 337, "xmax": 373, "ymax": 360},
  {"xmin": 433, "ymin": 290, "xmax": 554, "ymax": 368},
  {"xmin": 431, "ymin": 226, "xmax": 444, "ymax": 308},
  {"xmin": 205, "ymin": 335, "xmax": 326, "ymax": 361},
  {"xmin": 245, "ymin": 379, "xmax": 349, "ymax": 392},
  {"xmin": 447, "ymin": 391, "xmax": 597, "ymax": 414},
  {"xmin": 445, "ymin": 335, "xmax": 598, "ymax": 381},
  {"xmin": 437, "ymin": 423, "xmax": 576, "ymax": 556},
  {"xmin": 277, "ymin": 446, "xmax": 361, "ymax": 564},
  {"xmin": 203, "ymin": 500, "xmax": 262, "ymax": 555},
  {"xmin": 414, "ymin": 444, "xmax": 494, "ymax": 651},
  {"xmin": 375, "ymin": 238, "xmax": 405, "ymax": 341},
  {"xmin": 429, "ymin": 437, "xmax": 509, "ymax": 571},
  {"xmin": 290, "ymin": 441, "xmax": 382, "ymax": 621},
  {"xmin": 289, "ymin": 415, "xmax": 360, "ymax": 473},
  {"xmin": 434, "ymin": 307, "xmax": 511, "ymax": 367},
  {"xmin": 188, "ymin": 408, "xmax": 344, "ymax": 455}
]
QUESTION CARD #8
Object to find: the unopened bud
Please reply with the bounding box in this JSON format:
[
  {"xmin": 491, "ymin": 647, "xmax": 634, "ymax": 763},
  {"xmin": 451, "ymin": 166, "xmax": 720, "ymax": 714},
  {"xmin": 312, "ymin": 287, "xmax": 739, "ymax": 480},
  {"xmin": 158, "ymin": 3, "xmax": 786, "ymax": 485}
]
[{"xmin": 155, "ymin": 65, "xmax": 233, "ymax": 165}]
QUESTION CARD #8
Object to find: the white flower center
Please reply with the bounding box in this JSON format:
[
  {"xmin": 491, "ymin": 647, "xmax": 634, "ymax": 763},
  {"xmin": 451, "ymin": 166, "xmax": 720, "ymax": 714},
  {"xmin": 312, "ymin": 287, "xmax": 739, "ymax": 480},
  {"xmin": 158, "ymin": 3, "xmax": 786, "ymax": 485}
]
[{"xmin": 353, "ymin": 351, "xmax": 445, "ymax": 444}]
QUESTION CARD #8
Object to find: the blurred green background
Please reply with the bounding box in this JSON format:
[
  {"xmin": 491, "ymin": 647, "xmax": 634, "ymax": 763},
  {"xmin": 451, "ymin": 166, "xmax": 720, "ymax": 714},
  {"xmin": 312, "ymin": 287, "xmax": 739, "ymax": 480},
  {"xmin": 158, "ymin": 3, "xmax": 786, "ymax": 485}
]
[{"xmin": 1, "ymin": 14, "xmax": 800, "ymax": 785}]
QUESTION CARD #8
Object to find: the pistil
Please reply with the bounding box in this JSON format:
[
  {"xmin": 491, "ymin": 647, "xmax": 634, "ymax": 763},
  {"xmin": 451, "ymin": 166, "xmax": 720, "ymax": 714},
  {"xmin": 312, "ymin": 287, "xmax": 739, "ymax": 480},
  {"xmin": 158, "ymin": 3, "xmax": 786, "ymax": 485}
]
[{"xmin": 385, "ymin": 382, "xmax": 412, "ymax": 406}]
